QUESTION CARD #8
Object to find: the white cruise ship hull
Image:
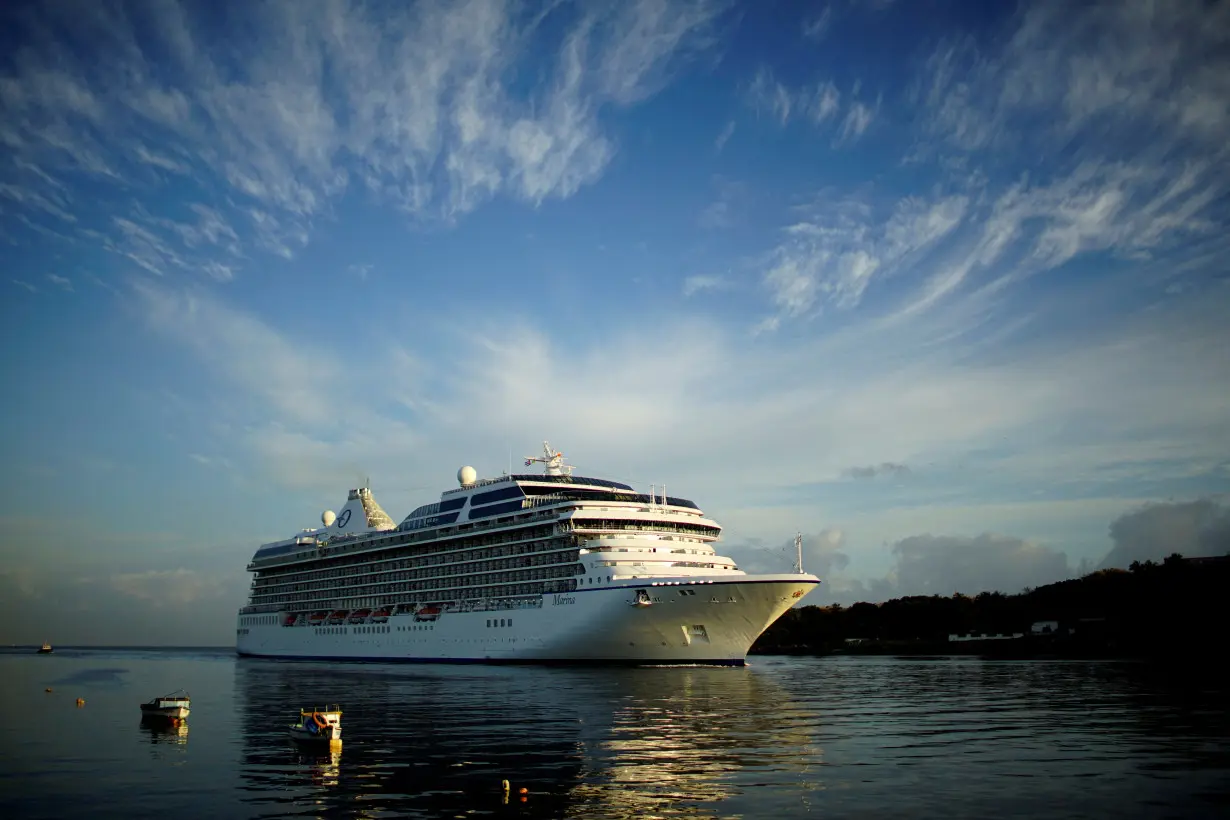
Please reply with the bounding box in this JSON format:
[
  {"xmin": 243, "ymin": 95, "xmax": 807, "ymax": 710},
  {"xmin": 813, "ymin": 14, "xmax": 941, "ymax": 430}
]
[{"xmin": 237, "ymin": 574, "xmax": 817, "ymax": 665}]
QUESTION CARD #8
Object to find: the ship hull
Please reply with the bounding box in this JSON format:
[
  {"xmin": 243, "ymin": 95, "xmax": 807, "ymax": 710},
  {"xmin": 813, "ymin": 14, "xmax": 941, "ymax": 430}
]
[{"xmin": 236, "ymin": 574, "xmax": 817, "ymax": 665}]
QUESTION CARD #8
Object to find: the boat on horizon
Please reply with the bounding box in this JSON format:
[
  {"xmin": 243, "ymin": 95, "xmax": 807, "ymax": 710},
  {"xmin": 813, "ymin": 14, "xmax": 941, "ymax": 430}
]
[
  {"xmin": 235, "ymin": 441, "xmax": 820, "ymax": 665},
  {"xmin": 37, "ymin": 642, "xmax": 52, "ymax": 654}
]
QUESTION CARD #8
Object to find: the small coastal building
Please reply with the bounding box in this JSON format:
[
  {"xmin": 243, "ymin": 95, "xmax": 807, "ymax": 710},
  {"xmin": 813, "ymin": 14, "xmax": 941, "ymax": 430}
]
[{"xmin": 1031, "ymin": 620, "xmax": 1060, "ymax": 634}]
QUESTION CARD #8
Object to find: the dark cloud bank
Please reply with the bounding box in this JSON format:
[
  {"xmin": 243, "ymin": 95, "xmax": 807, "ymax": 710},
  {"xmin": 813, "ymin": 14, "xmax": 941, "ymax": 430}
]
[{"xmin": 739, "ymin": 498, "xmax": 1230, "ymax": 606}]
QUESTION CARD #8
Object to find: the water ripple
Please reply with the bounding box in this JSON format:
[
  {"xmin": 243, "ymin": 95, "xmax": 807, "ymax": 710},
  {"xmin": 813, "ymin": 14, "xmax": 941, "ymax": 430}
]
[{"xmin": 0, "ymin": 651, "xmax": 1227, "ymax": 818}]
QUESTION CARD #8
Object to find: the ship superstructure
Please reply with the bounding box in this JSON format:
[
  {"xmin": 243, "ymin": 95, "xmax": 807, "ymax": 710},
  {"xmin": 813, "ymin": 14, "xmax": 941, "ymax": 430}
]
[{"xmin": 236, "ymin": 443, "xmax": 819, "ymax": 664}]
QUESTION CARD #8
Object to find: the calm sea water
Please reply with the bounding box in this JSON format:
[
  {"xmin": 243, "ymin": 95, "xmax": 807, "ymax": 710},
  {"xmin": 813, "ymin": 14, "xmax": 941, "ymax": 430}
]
[{"xmin": 1, "ymin": 649, "xmax": 1226, "ymax": 819}]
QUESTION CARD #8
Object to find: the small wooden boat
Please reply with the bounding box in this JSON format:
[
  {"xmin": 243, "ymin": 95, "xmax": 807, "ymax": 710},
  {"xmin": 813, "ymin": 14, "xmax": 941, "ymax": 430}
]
[
  {"xmin": 140, "ymin": 690, "xmax": 191, "ymax": 721},
  {"xmin": 289, "ymin": 705, "xmax": 342, "ymax": 745},
  {"xmin": 37, "ymin": 642, "xmax": 53, "ymax": 654}
]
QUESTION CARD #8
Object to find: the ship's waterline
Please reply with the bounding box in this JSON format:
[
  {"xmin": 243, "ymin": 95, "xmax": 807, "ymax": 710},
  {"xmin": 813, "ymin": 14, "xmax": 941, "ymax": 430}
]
[{"xmin": 237, "ymin": 442, "xmax": 819, "ymax": 664}]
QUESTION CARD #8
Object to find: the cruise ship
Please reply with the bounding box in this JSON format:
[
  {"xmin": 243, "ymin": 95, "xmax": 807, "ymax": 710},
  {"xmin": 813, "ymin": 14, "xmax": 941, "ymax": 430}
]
[{"xmin": 236, "ymin": 443, "xmax": 820, "ymax": 665}]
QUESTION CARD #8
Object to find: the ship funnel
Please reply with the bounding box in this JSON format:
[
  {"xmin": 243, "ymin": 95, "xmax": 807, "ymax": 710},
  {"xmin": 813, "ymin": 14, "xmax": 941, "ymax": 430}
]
[{"xmin": 325, "ymin": 487, "xmax": 396, "ymax": 535}]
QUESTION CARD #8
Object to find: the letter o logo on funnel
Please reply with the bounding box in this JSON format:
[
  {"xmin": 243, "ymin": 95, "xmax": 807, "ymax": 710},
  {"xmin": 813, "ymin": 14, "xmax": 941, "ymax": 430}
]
[{"xmin": 335, "ymin": 509, "xmax": 352, "ymax": 528}]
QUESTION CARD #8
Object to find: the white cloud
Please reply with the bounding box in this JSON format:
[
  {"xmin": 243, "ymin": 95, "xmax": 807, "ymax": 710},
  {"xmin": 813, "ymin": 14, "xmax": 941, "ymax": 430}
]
[
  {"xmin": 696, "ymin": 175, "xmax": 746, "ymax": 230},
  {"xmin": 0, "ymin": 0, "xmax": 729, "ymax": 268},
  {"xmin": 46, "ymin": 273, "xmax": 73, "ymax": 291},
  {"xmin": 110, "ymin": 568, "xmax": 227, "ymax": 606},
  {"xmin": 0, "ymin": 181, "xmax": 76, "ymax": 223},
  {"xmin": 888, "ymin": 533, "xmax": 1072, "ymax": 597},
  {"xmin": 135, "ymin": 144, "xmax": 188, "ymax": 174},
  {"xmin": 759, "ymin": 192, "xmax": 967, "ymax": 321},
  {"xmin": 916, "ymin": 1, "xmax": 1230, "ymax": 158},
  {"xmin": 837, "ymin": 100, "xmax": 874, "ymax": 142},
  {"xmin": 682, "ymin": 274, "xmax": 729, "ymax": 297},
  {"xmin": 132, "ymin": 282, "xmax": 343, "ymax": 428},
  {"xmin": 802, "ymin": 7, "xmax": 833, "ymax": 41},
  {"xmin": 845, "ymin": 462, "xmax": 911, "ymax": 479},
  {"xmin": 1100, "ymin": 499, "xmax": 1230, "ymax": 569},
  {"xmin": 713, "ymin": 120, "xmax": 736, "ymax": 152},
  {"xmin": 747, "ymin": 68, "xmax": 842, "ymax": 127},
  {"xmin": 128, "ymin": 260, "xmax": 1230, "ymax": 527}
]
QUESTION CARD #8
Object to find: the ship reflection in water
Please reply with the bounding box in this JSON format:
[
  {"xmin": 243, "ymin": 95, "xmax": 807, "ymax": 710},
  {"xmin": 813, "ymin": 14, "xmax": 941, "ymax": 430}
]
[{"xmin": 235, "ymin": 658, "xmax": 816, "ymax": 818}]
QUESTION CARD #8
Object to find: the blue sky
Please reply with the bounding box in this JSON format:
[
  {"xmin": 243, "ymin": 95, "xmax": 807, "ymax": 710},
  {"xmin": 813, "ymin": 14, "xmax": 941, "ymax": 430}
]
[{"xmin": 2, "ymin": 0, "xmax": 1229, "ymax": 644}]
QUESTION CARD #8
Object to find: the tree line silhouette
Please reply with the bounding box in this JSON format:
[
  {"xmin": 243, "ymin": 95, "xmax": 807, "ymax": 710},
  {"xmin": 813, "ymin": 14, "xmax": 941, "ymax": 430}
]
[{"xmin": 751, "ymin": 553, "xmax": 1230, "ymax": 659}]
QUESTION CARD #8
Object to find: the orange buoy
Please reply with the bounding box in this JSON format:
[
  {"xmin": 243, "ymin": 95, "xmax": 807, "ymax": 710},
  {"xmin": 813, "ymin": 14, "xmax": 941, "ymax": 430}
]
[
  {"xmin": 76, "ymin": 697, "xmax": 85, "ymax": 706},
  {"xmin": 518, "ymin": 787, "xmax": 528, "ymax": 795}
]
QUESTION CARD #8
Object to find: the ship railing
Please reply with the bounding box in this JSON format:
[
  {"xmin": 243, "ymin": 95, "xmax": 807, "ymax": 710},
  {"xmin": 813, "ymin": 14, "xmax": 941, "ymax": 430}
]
[
  {"xmin": 248, "ymin": 509, "xmax": 575, "ymax": 569},
  {"xmin": 452, "ymin": 596, "xmax": 544, "ymax": 614}
]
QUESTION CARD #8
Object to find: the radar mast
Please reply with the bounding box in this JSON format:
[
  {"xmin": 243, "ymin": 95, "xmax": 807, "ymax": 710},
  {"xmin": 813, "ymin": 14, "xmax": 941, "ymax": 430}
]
[{"xmin": 524, "ymin": 441, "xmax": 574, "ymax": 477}]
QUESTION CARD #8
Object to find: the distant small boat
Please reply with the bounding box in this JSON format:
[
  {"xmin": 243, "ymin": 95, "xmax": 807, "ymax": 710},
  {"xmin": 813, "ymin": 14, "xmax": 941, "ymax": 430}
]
[
  {"xmin": 289, "ymin": 705, "xmax": 342, "ymax": 744},
  {"xmin": 140, "ymin": 690, "xmax": 191, "ymax": 721},
  {"xmin": 37, "ymin": 642, "xmax": 53, "ymax": 654}
]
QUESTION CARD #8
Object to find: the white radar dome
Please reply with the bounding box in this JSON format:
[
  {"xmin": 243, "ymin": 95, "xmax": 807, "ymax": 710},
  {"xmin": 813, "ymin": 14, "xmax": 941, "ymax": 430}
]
[
  {"xmin": 458, "ymin": 466, "xmax": 477, "ymax": 486},
  {"xmin": 322, "ymin": 510, "xmax": 336, "ymax": 526}
]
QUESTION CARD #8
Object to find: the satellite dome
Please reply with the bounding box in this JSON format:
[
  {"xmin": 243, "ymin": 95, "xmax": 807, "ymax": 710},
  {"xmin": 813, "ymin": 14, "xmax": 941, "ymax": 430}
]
[
  {"xmin": 322, "ymin": 510, "xmax": 336, "ymax": 527},
  {"xmin": 457, "ymin": 466, "xmax": 477, "ymax": 486}
]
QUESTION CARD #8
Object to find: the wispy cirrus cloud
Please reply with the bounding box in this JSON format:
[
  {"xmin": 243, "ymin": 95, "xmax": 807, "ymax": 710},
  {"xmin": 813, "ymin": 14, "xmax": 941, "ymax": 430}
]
[
  {"xmin": 753, "ymin": 0, "xmax": 1229, "ymax": 332},
  {"xmin": 747, "ymin": 68, "xmax": 842, "ymax": 128},
  {"xmin": 758, "ymin": 192, "xmax": 968, "ymax": 321},
  {"xmin": 915, "ymin": 0, "xmax": 1230, "ymax": 157},
  {"xmin": 0, "ymin": 0, "xmax": 729, "ymax": 278},
  {"xmin": 801, "ymin": 7, "xmax": 833, "ymax": 42}
]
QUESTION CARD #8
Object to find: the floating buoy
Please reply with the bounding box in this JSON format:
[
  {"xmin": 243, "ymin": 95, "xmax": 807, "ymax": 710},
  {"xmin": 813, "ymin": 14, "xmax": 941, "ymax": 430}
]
[
  {"xmin": 519, "ymin": 787, "xmax": 528, "ymax": 795},
  {"xmin": 45, "ymin": 687, "xmax": 53, "ymax": 693},
  {"xmin": 76, "ymin": 697, "xmax": 85, "ymax": 706}
]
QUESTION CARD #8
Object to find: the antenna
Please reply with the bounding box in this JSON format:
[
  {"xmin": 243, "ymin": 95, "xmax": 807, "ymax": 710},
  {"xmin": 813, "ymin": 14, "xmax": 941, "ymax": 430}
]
[{"xmin": 794, "ymin": 532, "xmax": 804, "ymax": 574}]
